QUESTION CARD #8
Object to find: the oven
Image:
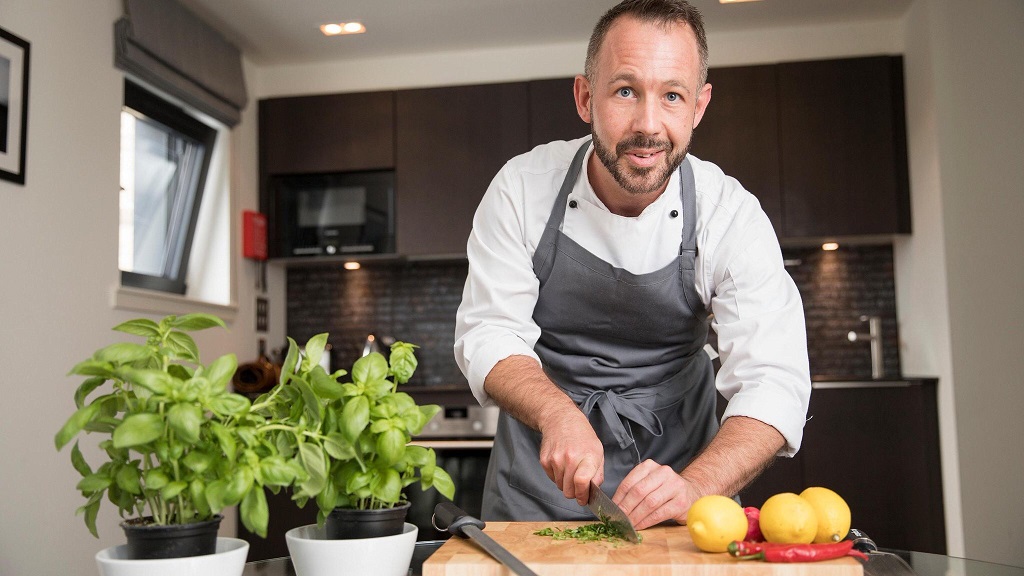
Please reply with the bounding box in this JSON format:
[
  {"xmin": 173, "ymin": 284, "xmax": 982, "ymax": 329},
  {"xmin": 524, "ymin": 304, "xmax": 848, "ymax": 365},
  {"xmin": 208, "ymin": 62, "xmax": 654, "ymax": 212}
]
[{"xmin": 404, "ymin": 401, "xmax": 499, "ymax": 542}]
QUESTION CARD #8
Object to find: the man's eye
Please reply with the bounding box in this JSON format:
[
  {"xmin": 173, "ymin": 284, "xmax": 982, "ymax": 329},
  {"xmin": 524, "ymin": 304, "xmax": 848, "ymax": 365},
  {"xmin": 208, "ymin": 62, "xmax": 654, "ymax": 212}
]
[
  {"xmin": 617, "ymin": 87, "xmax": 633, "ymax": 98},
  {"xmin": 666, "ymin": 92, "xmax": 680, "ymax": 102}
]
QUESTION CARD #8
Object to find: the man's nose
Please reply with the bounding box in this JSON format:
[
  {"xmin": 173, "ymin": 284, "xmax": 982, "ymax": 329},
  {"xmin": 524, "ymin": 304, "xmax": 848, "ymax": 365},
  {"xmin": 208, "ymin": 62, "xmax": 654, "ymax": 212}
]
[{"xmin": 631, "ymin": 96, "xmax": 661, "ymax": 135}]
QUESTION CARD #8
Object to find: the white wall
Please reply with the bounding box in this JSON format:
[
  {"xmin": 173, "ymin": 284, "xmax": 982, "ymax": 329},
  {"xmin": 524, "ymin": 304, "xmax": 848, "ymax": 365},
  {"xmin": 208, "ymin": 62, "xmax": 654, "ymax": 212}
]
[
  {"xmin": 0, "ymin": 1, "xmax": 279, "ymax": 575},
  {"xmin": 257, "ymin": 19, "xmax": 903, "ymax": 97},
  {"xmin": 895, "ymin": 0, "xmax": 965, "ymax": 559},
  {"xmin": 898, "ymin": 0, "xmax": 1023, "ymax": 567}
]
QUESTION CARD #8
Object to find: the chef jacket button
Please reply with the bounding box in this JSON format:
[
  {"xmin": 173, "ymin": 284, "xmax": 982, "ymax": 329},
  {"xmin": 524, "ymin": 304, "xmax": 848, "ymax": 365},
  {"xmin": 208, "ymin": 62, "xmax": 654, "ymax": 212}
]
[
  {"xmin": 670, "ymin": 209, "xmax": 679, "ymax": 218},
  {"xmin": 569, "ymin": 200, "xmax": 578, "ymax": 208}
]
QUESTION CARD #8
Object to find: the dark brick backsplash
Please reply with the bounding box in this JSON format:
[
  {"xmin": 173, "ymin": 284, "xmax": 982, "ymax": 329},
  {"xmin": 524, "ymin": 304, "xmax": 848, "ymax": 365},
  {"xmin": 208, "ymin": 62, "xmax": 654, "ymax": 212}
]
[
  {"xmin": 286, "ymin": 261, "xmax": 469, "ymax": 387},
  {"xmin": 286, "ymin": 245, "xmax": 900, "ymax": 386}
]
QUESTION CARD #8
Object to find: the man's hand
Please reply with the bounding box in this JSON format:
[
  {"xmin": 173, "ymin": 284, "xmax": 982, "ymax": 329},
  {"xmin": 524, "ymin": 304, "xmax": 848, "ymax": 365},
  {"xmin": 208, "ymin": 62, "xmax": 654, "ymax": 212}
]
[
  {"xmin": 483, "ymin": 355, "xmax": 604, "ymax": 505},
  {"xmin": 613, "ymin": 460, "xmax": 702, "ymax": 529},
  {"xmin": 614, "ymin": 416, "xmax": 785, "ymax": 530},
  {"xmin": 538, "ymin": 408, "xmax": 604, "ymax": 505}
]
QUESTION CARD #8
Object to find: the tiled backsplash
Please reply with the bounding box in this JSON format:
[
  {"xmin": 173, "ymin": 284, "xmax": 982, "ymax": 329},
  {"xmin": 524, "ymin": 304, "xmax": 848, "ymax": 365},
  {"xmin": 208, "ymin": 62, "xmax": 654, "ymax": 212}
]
[{"xmin": 286, "ymin": 245, "xmax": 900, "ymax": 386}]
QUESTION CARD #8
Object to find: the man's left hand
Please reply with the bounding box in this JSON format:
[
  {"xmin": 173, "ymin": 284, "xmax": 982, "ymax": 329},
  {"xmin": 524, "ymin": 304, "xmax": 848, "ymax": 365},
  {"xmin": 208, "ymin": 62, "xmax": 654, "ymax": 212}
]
[{"xmin": 612, "ymin": 459, "xmax": 702, "ymax": 530}]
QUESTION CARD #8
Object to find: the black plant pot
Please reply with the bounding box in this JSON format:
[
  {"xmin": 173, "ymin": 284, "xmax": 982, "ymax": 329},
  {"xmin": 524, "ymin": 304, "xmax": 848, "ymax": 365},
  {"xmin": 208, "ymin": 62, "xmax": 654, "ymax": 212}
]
[
  {"xmin": 120, "ymin": 515, "xmax": 223, "ymax": 559},
  {"xmin": 325, "ymin": 502, "xmax": 411, "ymax": 540}
]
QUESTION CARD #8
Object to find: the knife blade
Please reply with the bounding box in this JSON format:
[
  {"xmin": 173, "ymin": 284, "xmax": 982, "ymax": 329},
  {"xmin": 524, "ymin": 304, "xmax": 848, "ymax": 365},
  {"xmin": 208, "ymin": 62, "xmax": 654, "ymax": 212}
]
[
  {"xmin": 586, "ymin": 480, "xmax": 641, "ymax": 543},
  {"xmin": 432, "ymin": 502, "xmax": 540, "ymax": 576}
]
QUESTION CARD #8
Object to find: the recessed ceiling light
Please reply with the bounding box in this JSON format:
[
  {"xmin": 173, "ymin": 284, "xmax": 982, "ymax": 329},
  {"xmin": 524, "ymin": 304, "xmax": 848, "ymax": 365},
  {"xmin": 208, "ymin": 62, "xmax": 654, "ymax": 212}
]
[{"xmin": 320, "ymin": 22, "xmax": 366, "ymax": 36}]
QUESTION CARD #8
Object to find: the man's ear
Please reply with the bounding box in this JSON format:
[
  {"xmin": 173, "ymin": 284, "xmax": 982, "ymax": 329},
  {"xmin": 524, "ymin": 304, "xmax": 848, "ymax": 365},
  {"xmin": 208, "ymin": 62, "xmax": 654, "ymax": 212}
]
[
  {"xmin": 574, "ymin": 75, "xmax": 593, "ymax": 124},
  {"xmin": 692, "ymin": 82, "xmax": 712, "ymax": 129}
]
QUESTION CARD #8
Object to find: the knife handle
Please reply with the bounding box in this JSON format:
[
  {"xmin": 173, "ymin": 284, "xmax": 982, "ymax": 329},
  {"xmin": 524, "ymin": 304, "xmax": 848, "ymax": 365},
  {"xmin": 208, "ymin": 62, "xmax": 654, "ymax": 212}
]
[
  {"xmin": 846, "ymin": 528, "xmax": 879, "ymax": 553},
  {"xmin": 432, "ymin": 501, "xmax": 486, "ymax": 537}
]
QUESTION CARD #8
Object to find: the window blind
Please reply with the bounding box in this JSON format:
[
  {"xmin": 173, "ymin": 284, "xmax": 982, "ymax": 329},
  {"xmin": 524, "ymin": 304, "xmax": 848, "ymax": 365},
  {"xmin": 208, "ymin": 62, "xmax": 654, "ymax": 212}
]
[{"xmin": 114, "ymin": 0, "xmax": 247, "ymax": 127}]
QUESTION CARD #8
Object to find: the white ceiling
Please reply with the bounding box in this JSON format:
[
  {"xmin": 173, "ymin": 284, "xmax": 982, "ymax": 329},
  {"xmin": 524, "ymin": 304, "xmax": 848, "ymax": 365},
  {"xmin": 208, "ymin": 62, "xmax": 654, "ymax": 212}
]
[{"xmin": 177, "ymin": 0, "xmax": 912, "ymax": 67}]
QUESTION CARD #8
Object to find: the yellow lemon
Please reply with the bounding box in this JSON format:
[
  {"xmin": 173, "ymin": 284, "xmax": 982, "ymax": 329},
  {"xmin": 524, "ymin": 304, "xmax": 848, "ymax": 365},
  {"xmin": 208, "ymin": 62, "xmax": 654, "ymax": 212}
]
[
  {"xmin": 759, "ymin": 493, "xmax": 818, "ymax": 544},
  {"xmin": 686, "ymin": 495, "xmax": 748, "ymax": 553},
  {"xmin": 800, "ymin": 487, "xmax": 852, "ymax": 543}
]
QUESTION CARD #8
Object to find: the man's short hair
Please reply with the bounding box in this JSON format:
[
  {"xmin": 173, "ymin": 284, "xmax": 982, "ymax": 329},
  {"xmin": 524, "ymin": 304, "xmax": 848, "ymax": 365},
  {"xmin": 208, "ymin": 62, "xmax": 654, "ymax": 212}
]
[{"xmin": 585, "ymin": 0, "xmax": 709, "ymax": 86}]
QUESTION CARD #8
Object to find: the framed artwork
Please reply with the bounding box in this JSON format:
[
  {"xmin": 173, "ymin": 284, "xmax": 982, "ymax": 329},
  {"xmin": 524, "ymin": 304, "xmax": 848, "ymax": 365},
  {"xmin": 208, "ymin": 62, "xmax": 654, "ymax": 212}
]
[{"xmin": 1, "ymin": 25, "xmax": 30, "ymax": 185}]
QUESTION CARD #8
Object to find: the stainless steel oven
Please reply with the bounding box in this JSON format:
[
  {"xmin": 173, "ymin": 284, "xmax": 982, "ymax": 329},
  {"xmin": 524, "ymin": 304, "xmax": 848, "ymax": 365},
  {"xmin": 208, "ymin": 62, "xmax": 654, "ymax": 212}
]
[{"xmin": 405, "ymin": 403, "xmax": 499, "ymax": 541}]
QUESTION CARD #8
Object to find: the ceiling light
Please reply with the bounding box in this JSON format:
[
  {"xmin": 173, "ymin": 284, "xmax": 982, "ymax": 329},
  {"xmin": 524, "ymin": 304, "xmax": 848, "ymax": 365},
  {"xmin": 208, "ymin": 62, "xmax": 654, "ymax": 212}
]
[
  {"xmin": 822, "ymin": 242, "xmax": 840, "ymax": 251},
  {"xmin": 343, "ymin": 261, "xmax": 361, "ymax": 270},
  {"xmin": 320, "ymin": 22, "xmax": 366, "ymax": 36}
]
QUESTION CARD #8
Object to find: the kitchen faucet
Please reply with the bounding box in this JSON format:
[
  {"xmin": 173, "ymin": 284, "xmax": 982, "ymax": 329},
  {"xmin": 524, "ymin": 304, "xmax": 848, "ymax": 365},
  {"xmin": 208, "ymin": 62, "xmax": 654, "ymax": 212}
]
[{"xmin": 848, "ymin": 315, "xmax": 884, "ymax": 379}]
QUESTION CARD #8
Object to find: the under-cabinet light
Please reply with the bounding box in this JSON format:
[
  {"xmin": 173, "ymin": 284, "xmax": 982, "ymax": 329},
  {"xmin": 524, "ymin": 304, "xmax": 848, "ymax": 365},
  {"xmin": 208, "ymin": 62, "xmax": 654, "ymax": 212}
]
[
  {"xmin": 822, "ymin": 242, "xmax": 840, "ymax": 251},
  {"xmin": 343, "ymin": 261, "xmax": 361, "ymax": 270}
]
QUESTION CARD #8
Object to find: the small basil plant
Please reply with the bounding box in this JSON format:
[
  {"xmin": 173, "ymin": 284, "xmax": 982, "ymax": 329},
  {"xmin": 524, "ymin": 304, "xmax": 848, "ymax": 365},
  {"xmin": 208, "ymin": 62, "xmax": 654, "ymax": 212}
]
[
  {"xmin": 55, "ymin": 314, "xmax": 289, "ymax": 538},
  {"xmin": 252, "ymin": 334, "xmax": 455, "ymax": 524}
]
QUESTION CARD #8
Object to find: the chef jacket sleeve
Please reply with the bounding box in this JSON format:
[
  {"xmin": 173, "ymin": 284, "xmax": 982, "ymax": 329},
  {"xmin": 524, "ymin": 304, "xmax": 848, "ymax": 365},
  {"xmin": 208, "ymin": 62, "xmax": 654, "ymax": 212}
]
[
  {"xmin": 708, "ymin": 199, "xmax": 811, "ymax": 457},
  {"xmin": 455, "ymin": 161, "xmax": 543, "ymax": 407}
]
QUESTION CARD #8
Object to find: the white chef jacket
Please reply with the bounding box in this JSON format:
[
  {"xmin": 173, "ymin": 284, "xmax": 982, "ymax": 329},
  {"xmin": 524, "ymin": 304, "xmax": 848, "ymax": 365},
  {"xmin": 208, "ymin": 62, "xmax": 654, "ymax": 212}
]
[{"xmin": 454, "ymin": 137, "xmax": 811, "ymax": 455}]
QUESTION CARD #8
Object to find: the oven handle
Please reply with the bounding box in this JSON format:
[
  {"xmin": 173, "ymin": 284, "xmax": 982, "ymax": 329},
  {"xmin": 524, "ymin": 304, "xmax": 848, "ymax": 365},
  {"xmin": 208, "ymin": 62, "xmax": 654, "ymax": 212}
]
[{"xmin": 410, "ymin": 439, "xmax": 494, "ymax": 450}]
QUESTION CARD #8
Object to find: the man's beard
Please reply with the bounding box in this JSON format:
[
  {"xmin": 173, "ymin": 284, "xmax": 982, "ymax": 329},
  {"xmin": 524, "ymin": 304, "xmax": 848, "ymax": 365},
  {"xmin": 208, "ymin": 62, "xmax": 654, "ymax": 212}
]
[{"xmin": 592, "ymin": 124, "xmax": 689, "ymax": 196}]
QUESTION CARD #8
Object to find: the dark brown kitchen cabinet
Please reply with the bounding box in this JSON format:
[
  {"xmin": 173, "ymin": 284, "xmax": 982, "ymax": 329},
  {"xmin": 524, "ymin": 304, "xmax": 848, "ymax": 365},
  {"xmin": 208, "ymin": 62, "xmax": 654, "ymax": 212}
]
[
  {"xmin": 725, "ymin": 379, "xmax": 945, "ymax": 555},
  {"xmin": 777, "ymin": 56, "xmax": 911, "ymax": 238},
  {"xmin": 395, "ymin": 82, "xmax": 531, "ymax": 256},
  {"xmin": 258, "ymin": 91, "xmax": 395, "ymax": 175},
  {"xmin": 528, "ymin": 77, "xmax": 590, "ymax": 148},
  {"xmin": 689, "ymin": 65, "xmax": 783, "ymax": 232}
]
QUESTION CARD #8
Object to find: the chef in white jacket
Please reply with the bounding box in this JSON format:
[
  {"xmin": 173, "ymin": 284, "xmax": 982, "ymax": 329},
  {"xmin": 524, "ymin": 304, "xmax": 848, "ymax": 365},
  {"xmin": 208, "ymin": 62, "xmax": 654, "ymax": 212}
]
[{"xmin": 454, "ymin": 0, "xmax": 811, "ymax": 529}]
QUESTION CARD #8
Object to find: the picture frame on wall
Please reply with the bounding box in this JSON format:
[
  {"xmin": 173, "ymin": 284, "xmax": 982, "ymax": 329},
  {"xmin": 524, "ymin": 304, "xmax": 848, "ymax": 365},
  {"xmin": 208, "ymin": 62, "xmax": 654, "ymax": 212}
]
[{"xmin": 1, "ymin": 25, "xmax": 30, "ymax": 185}]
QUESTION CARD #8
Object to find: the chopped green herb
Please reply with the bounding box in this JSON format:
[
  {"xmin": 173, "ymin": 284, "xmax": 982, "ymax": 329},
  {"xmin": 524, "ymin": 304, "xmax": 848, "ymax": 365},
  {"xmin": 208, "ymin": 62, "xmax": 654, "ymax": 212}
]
[{"xmin": 533, "ymin": 515, "xmax": 642, "ymax": 544}]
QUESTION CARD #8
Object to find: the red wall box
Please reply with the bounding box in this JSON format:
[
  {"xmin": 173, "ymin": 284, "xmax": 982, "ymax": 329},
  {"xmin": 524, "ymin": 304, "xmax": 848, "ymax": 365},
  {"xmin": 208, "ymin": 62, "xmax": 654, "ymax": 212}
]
[{"xmin": 242, "ymin": 210, "xmax": 268, "ymax": 261}]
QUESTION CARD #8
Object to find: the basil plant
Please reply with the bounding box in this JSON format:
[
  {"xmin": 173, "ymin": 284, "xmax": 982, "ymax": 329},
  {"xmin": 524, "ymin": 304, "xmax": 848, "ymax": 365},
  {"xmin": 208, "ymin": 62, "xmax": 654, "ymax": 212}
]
[
  {"xmin": 252, "ymin": 334, "xmax": 455, "ymax": 524},
  {"xmin": 55, "ymin": 314, "xmax": 290, "ymax": 538}
]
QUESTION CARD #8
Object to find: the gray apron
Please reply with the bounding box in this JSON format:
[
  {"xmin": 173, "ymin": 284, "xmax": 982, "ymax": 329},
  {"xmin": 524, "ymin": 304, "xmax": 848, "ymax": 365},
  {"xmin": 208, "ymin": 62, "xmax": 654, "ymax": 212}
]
[{"xmin": 482, "ymin": 140, "xmax": 719, "ymax": 520}]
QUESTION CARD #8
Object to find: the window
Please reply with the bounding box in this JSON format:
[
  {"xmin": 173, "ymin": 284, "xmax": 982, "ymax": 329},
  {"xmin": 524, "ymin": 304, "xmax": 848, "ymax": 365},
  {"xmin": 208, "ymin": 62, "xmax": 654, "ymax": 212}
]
[{"xmin": 119, "ymin": 80, "xmax": 217, "ymax": 295}]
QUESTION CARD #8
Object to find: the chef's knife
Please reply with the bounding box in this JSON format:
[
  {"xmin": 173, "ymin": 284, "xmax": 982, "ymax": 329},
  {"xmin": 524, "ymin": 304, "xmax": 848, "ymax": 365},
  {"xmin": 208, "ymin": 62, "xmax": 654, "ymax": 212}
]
[
  {"xmin": 586, "ymin": 480, "xmax": 641, "ymax": 543},
  {"xmin": 847, "ymin": 528, "xmax": 918, "ymax": 576},
  {"xmin": 432, "ymin": 502, "xmax": 540, "ymax": 576}
]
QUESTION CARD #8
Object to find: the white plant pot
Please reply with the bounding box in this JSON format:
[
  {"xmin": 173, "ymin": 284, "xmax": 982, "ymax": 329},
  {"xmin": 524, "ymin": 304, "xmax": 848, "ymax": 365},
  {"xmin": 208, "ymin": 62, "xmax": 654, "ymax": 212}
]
[
  {"xmin": 95, "ymin": 537, "xmax": 249, "ymax": 576},
  {"xmin": 286, "ymin": 522, "xmax": 418, "ymax": 576}
]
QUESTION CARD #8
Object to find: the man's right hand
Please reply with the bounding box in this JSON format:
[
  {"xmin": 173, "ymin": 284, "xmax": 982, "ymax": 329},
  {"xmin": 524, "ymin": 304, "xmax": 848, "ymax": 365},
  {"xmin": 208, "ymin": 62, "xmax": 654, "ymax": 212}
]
[
  {"xmin": 538, "ymin": 407, "xmax": 604, "ymax": 505},
  {"xmin": 483, "ymin": 355, "xmax": 605, "ymax": 506}
]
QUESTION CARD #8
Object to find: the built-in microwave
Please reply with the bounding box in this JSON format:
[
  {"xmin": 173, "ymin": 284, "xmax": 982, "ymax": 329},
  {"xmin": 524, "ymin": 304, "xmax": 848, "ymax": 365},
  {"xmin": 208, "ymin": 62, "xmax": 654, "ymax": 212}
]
[{"xmin": 270, "ymin": 170, "xmax": 395, "ymax": 257}]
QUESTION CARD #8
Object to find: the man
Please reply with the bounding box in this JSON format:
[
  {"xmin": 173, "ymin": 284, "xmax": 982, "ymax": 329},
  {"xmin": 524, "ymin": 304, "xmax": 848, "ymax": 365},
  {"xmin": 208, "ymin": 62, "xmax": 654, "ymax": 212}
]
[{"xmin": 454, "ymin": 0, "xmax": 810, "ymax": 530}]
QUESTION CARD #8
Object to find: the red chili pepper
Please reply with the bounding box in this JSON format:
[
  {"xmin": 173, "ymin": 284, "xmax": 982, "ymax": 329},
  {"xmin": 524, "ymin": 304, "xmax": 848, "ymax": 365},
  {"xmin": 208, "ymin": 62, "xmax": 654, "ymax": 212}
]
[{"xmin": 728, "ymin": 540, "xmax": 868, "ymax": 563}]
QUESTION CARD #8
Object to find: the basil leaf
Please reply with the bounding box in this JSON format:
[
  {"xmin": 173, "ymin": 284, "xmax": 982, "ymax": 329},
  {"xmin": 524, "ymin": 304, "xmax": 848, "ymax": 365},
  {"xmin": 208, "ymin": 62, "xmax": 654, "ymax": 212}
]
[
  {"xmin": 112, "ymin": 413, "xmax": 164, "ymax": 448},
  {"xmin": 54, "ymin": 402, "xmax": 102, "ymax": 450},
  {"xmin": 351, "ymin": 353, "xmax": 388, "ymax": 387},
  {"xmin": 167, "ymin": 403, "xmax": 202, "ymax": 444},
  {"xmin": 169, "ymin": 313, "xmax": 225, "ymax": 331},
  {"xmin": 341, "ymin": 396, "xmax": 369, "ymax": 443},
  {"xmin": 112, "ymin": 319, "xmax": 161, "ymax": 337},
  {"xmin": 241, "ymin": 487, "xmax": 269, "ymax": 539}
]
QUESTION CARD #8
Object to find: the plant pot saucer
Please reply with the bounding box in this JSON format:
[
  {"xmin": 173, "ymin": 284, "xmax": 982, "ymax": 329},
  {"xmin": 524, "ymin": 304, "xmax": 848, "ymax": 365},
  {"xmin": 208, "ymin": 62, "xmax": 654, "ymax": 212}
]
[
  {"xmin": 286, "ymin": 522, "xmax": 418, "ymax": 576},
  {"xmin": 95, "ymin": 536, "xmax": 248, "ymax": 576}
]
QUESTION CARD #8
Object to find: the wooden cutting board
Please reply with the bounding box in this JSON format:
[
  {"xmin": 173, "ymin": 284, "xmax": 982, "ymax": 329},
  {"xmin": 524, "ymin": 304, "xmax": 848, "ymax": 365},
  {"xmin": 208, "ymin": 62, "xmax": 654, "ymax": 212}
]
[{"xmin": 423, "ymin": 522, "xmax": 864, "ymax": 576}]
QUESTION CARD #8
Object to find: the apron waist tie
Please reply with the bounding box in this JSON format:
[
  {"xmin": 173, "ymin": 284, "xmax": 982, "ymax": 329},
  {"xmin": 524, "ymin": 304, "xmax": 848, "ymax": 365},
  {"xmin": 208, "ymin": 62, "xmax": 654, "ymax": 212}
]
[{"xmin": 577, "ymin": 389, "xmax": 665, "ymax": 450}]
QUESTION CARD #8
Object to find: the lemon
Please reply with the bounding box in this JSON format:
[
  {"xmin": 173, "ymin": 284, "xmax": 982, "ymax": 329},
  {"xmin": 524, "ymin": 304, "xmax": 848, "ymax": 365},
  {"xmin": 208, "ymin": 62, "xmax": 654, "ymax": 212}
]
[
  {"xmin": 686, "ymin": 495, "xmax": 748, "ymax": 553},
  {"xmin": 800, "ymin": 487, "xmax": 852, "ymax": 543},
  {"xmin": 759, "ymin": 493, "xmax": 818, "ymax": 544}
]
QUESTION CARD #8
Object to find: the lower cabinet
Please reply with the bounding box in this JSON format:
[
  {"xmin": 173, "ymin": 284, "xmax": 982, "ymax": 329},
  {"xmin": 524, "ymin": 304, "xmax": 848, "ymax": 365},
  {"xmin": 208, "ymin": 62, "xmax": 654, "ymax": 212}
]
[{"xmin": 722, "ymin": 379, "xmax": 945, "ymax": 554}]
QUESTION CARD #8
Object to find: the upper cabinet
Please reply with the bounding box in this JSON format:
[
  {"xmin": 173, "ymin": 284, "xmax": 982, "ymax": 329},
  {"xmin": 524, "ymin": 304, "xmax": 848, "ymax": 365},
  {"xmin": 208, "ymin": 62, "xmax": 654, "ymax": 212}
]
[
  {"xmin": 689, "ymin": 64, "xmax": 784, "ymax": 232},
  {"xmin": 693, "ymin": 56, "xmax": 910, "ymax": 239},
  {"xmin": 258, "ymin": 55, "xmax": 912, "ymax": 260},
  {"xmin": 528, "ymin": 77, "xmax": 590, "ymax": 148},
  {"xmin": 258, "ymin": 91, "xmax": 395, "ymax": 174},
  {"xmin": 777, "ymin": 56, "xmax": 911, "ymax": 238},
  {"xmin": 395, "ymin": 82, "xmax": 531, "ymax": 256}
]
